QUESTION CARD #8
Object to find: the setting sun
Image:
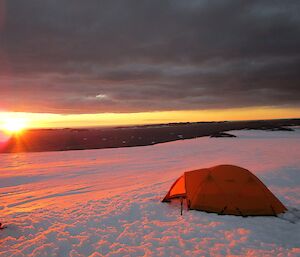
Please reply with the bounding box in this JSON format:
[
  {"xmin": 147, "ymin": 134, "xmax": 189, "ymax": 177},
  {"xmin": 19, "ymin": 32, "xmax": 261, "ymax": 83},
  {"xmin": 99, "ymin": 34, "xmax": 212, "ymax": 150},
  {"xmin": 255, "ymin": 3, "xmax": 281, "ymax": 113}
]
[{"xmin": 1, "ymin": 117, "xmax": 28, "ymax": 134}]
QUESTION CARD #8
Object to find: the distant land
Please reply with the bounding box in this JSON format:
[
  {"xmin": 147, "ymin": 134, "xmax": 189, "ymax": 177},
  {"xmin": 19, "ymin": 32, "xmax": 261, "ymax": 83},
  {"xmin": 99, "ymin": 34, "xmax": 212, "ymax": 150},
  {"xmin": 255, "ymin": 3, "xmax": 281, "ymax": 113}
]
[{"xmin": 1, "ymin": 118, "xmax": 300, "ymax": 153}]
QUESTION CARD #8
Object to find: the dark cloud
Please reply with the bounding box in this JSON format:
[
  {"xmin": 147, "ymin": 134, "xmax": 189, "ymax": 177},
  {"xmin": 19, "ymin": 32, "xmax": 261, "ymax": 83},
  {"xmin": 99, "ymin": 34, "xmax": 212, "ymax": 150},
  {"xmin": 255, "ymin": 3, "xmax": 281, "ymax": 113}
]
[{"xmin": 0, "ymin": 0, "xmax": 300, "ymax": 113}]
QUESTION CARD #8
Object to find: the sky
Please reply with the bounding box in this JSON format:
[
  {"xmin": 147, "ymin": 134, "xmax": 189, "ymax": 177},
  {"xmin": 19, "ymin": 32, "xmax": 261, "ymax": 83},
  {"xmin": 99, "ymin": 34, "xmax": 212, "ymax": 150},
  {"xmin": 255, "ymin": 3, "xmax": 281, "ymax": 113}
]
[{"xmin": 0, "ymin": 0, "xmax": 300, "ymax": 128}]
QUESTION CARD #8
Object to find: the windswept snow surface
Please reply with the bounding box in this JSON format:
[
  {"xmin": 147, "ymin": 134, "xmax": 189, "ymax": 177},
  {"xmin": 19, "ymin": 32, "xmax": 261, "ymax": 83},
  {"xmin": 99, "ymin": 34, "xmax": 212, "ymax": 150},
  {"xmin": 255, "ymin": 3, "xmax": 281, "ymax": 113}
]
[{"xmin": 1, "ymin": 129, "xmax": 300, "ymax": 257}]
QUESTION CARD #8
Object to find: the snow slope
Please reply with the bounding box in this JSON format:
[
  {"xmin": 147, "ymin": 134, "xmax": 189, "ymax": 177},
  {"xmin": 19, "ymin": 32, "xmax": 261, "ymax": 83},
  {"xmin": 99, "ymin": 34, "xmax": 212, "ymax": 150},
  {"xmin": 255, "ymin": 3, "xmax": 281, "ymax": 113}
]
[{"xmin": 1, "ymin": 129, "xmax": 300, "ymax": 257}]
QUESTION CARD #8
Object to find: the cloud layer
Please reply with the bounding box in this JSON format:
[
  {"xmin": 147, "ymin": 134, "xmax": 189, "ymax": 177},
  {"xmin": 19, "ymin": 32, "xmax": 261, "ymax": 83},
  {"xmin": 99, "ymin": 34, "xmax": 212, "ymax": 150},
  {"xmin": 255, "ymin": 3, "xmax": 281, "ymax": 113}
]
[{"xmin": 1, "ymin": 0, "xmax": 300, "ymax": 113}]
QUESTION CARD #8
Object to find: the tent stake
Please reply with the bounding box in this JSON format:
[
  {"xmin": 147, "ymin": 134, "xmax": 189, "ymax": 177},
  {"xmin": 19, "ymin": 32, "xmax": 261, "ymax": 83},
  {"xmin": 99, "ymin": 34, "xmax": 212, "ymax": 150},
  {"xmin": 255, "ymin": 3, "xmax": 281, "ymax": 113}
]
[{"xmin": 180, "ymin": 198, "xmax": 183, "ymax": 216}]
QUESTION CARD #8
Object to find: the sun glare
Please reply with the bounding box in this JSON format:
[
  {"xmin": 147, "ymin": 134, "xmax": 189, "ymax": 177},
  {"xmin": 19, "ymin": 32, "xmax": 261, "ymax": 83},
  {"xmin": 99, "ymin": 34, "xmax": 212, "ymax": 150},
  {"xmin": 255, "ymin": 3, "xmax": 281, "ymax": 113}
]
[{"xmin": 1, "ymin": 117, "xmax": 28, "ymax": 134}]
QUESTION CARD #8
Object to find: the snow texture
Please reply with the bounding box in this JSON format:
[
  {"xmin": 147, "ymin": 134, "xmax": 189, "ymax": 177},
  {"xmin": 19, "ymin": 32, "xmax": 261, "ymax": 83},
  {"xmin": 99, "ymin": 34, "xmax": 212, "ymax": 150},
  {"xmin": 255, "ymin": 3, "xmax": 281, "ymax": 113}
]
[{"xmin": 1, "ymin": 129, "xmax": 300, "ymax": 257}]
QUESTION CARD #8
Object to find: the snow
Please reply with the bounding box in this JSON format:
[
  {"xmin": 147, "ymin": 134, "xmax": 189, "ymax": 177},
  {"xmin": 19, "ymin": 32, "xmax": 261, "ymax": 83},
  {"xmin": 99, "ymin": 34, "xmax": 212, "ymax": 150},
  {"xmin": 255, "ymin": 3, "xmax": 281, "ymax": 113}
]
[{"xmin": 1, "ymin": 129, "xmax": 300, "ymax": 257}]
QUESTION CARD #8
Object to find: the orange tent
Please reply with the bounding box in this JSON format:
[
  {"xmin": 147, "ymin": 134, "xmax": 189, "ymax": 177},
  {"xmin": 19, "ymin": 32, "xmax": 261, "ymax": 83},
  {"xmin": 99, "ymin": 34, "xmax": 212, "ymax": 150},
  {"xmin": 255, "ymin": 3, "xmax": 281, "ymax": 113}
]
[{"xmin": 162, "ymin": 165, "xmax": 287, "ymax": 216}]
